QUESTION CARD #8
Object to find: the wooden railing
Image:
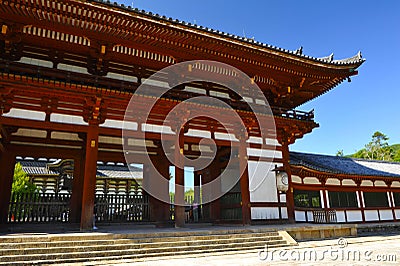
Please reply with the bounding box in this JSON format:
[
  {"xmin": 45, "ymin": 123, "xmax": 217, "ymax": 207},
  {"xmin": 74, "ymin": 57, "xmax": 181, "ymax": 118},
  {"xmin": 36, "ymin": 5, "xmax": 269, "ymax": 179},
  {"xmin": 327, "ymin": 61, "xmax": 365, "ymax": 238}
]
[
  {"xmin": 8, "ymin": 192, "xmax": 70, "ymax": 223},
  {"xmin": 312, "ymin": 210, "xmax": 337, "ymax": 223},
  {"xmin": 8, "ymin": 192, "xmax": 149, "ymax": 223},
  {"xmin": 95, "ymin": 193, "xmax": 149, "ymax": 223}
]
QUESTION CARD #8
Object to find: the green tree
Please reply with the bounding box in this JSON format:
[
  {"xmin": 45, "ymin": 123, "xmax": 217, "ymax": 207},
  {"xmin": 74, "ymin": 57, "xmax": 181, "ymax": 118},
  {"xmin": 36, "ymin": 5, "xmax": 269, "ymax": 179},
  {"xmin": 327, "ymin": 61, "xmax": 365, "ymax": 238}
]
[
  {"xmin": 360, "ymin": 131, "xmax": 393, "ymax": 161},
  {"xmin": 12, "ymin": 163, "xmax": 37, "ymax": 194},
  {"xmin": 336, "ymin": 150, "xmax": 344, "ymax": 157},
  {"xmin": 394, "ymin": 149, "xmax": 400, "ymax": 162}
]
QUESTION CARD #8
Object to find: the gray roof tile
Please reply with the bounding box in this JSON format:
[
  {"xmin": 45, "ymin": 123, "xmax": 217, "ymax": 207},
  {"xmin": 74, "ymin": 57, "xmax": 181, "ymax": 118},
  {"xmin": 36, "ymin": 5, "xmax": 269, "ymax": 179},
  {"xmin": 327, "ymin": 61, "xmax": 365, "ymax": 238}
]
[
  {"xmin": 290, "ymin": 152, "xmax": 400, "ymax": 178},
  {"xmin": 18, "ymin": 160, "xmax": 142, "ymax": 179}
]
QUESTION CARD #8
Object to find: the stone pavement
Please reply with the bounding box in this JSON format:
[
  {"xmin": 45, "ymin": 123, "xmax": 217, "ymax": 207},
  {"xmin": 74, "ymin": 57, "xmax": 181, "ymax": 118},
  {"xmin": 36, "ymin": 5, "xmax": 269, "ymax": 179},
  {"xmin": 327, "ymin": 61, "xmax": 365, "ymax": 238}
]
[{"xmin": 82, "ymin": 233, "xmax": 400, "ymax": 266}]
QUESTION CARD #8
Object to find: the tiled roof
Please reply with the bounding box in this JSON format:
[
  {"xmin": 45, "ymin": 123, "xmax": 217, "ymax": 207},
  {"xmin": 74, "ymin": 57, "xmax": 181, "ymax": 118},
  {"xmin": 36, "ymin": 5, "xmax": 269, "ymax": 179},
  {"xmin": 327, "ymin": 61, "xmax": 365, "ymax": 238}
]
[
  {"xmin": 18, "ymin": 161, "xmax": 58, "ymax": 175},
  {"xmin": 290, "ymin": 152, "xmax": 400, "ymax": 178},
  {"xmin": 18, "ymin": 159, "xmax": 143, "ymax": 179},
  {"xmin": 97, "ymin": 165, "xmax": 142, "ymax": 179},
  {"xmin": 92, "ymin": 0, "xmax": 365, "ymax": 66}
]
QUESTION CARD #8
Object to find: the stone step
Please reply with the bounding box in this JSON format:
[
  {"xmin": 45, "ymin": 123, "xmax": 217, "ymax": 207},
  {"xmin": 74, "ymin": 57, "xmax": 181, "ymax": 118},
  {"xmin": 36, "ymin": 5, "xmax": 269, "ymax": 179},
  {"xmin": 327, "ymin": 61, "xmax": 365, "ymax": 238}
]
[
  {"xmin": 0, "ymin": 229, "xmax": 279, "ymax": 243},
  {"xmin": 0, "ymin": 240, "xmax": 288, "ymax": 264},
  {"xmin": 0, "ymin": 231, "xmax": 281, "ymax": 250},
  {"xmin": 0, "ymin": 229, "xmax": 296, "ymax": 265},
  {"xmin": 0, "ymin": 235, "xmax": 284, "ymax": 256},
  {"xmin": 0, "ymin": 242, "xmax": 288, "ymax": 266}
]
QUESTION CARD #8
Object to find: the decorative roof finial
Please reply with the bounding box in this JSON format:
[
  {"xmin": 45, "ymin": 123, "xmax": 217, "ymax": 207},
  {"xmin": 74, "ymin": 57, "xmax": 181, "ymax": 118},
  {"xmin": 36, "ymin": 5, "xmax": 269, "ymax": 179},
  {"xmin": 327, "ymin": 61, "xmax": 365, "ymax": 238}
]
[{"xmin": 294, "ymin": 46, "xmax": 303, "ymax": 55}]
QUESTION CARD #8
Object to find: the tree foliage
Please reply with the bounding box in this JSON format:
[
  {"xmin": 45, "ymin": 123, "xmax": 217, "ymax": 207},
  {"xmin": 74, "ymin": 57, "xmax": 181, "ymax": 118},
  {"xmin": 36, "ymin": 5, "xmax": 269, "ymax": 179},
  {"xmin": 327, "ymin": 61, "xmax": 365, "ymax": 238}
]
[
  {"xmin": 351, "ymin": 131, "xmax": 394, "ymax": 161},
  {"xmin": 336, "ymin": 150, "xmax": 344, "ymax": 157},
  {"xmin": 12, "ymin": 163, "xmax": 37, "ymax": 194}
]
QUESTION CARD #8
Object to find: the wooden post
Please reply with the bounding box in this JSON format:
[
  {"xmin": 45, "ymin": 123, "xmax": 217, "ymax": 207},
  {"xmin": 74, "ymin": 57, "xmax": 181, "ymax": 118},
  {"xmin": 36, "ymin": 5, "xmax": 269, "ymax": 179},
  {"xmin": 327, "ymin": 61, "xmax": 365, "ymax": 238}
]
[
  {"xmin": 209, "ymin": 151, "xmax": 221, "ymax": 222},
  {"xmin": 69, "ymin": 151, "xmax": 85, "ymax": 223},
  {"xmin": 281, "ymin": 140, "xmax": 295, "ymax": 223},
  {"xmin": 80, "ymin": 124, "xmax": 99, "ymax": 230},
  {"xmin": 156, "ymin": 156, "xmax": 172, "ymax": 223},
  {"xmin": 146, "ymin": 156, "xmax": 171, "ymax": 224},
  {"xmin": 174, "ymin": 129, "xmax": 185, "ymax": 228},
  {"xmin": 0, "ymin": 148, "xmax": 15, "ymax": 225},
  {"xmin": 238, "ymin": 132, "xmax": 251, "ymax": 225}
]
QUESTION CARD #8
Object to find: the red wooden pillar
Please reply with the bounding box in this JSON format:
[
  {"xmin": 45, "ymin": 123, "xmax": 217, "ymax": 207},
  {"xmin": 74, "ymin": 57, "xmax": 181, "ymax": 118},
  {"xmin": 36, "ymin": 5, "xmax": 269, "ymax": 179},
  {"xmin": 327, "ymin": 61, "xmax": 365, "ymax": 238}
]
[
  {"xmin": 69, "ymin": 151, "xmax": 85, "ymax": 224},
  {"xmin": 146, "ymin": 155, "xmax": 170, "ymax": 224},
  {"xmin": 209, "ymin": 154, "xmax": 221, "ymax": 222},
  {"xmin": 238, "ymin": 133, "xmax": 251, "ymax": 225},
  {"xmin": 174, "ymin": 130, "xmax": 185, "ymax": 228},
  {"xmin": 156, "ymin": 156, "xmax": 172, "ymax": 223},
  {"xmin": 80, "ymin": 124, "xmax": 99, "ymax": 230},
  {"xmin": 0, "ymin": 148, "xmax": 15, "ymax": 225},
  {"xmin": 281, "ymin": 140, "xmax": 295, "ymax": 223}
]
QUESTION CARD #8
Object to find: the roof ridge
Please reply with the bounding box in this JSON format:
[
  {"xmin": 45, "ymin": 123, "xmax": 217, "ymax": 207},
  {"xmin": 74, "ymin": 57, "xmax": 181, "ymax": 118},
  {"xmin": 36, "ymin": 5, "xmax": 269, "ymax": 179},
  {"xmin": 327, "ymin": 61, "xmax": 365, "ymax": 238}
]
[{"xmin": 90, "ymin": 0, "xmax": 364, "ymax": 66}]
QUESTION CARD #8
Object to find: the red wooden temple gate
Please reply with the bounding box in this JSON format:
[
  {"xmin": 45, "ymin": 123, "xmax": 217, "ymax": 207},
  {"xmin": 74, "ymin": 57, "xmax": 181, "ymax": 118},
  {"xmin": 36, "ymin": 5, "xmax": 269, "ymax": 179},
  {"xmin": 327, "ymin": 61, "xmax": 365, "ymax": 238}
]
[{"xmin": 0, "ymin": 0, "xmax": 363, "ymax": 230}]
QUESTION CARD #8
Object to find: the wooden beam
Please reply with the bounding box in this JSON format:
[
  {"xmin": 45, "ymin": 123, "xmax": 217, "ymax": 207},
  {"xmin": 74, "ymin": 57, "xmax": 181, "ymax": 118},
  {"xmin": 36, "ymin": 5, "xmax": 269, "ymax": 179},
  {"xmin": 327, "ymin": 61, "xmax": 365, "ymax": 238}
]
[
  {"xmin": 9, "ymin": 144, "xmax": 81, "ymax": 159},
  {"xmin": 0, "ymin": 116, "xmax": 88, "ymax": 133}
]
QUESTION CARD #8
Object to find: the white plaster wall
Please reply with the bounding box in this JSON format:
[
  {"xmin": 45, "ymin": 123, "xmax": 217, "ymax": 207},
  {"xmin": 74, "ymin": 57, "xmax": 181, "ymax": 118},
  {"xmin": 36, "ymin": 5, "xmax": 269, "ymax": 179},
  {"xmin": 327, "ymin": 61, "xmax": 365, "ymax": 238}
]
[
  {"xmin": 342, "ymin": 179, "xmax": 357, "ymax": 186},
  {"xmin": 379, "ymin": 210, "xmax": 393, "ymax": 220},
  {"xmin": 291, "ymin": 175, "xmax": 302, "ymax": 184},
  {"xmin": 248, "ymin": 161, "xmax": 278, "ymax": 202},
  {"xmin": 361, "ymin": 180, "xmax": 374, "ymax": 187},
  {"xmin": 99, "ymin": 136, "xmax": 123, "ymax": 144},
  {"xmin": 375, "ymin": 180, "xmax": 387, "ymax": 187},
  {"xmin": 364, "ymin": 210, "xmax": 379, "ymax": 221},
  {"xmin": 251, "ymin": 207, "xmax": 279, "ymax": 220},
  {"xmin": 392, "ymin": 181, "xmax": 400, "ymax": 188},
  {"xmin": 4, "ymin": 108, "xmax": 46, "ymax": 121},
  {"xmin": 247, "ymin": 148, "xmax": 281, "ymax": 159},
  {"xmin": 142, "ymin": 124, "xmax": 174, "ymax": 134},
  {"xmin": 295, "ymin": 211, "xmax": 306, "ymax": 222},
  {"xmin": 307, "ymin": 211, "xmax": 313, "ymax": 222},
  {"xmin": 50, "ymin": 113, "xmax": 87, "ymax": 125},
  {"xmin": 326, "ymin": 178, "xmax": 340, "ymax": 186},
  {"xmin": 346, "ymin": 210, "xmax": 363, "ymax": 222},
  {"xmin": 336, "ymin": 211, "xmax": 346, "ymax": 223},
  {"xmin": 104, "ymin": 119, "xmax": 138, "ymax": 130},
  {"xmin": 281, "ymin": 207, "xmax": 288, "ymax": 219},
  {"xmin": 395, "ymin": 210, "xmax": 400, "ymax": 219},
  {"xmin": 13, "ymin": 128, "xmax": 47, "ymax": 138},
  {"xmin": 303, "ymin": 177, "xmax": 320, "ymax": 185},
  {"xmin": 51, "ymin": 132, "xmax": 81, "ymax": 141},
  {"xmin": 280, "ymin": 193, "xmax": 286, "ymax": 203}
]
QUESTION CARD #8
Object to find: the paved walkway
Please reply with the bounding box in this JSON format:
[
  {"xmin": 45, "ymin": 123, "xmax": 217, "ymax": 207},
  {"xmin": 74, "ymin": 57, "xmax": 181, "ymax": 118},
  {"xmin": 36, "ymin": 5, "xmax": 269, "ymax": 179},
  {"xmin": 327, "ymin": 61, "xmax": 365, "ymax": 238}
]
[{"xmin": 81, "ymin": 234, "xmax": 400, "ymax": 266}]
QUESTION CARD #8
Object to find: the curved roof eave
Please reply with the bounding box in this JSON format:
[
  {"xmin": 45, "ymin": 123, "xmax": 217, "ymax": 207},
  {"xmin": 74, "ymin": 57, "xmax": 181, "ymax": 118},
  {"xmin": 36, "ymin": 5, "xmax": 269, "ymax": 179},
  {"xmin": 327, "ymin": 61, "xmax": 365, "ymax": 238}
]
[{"xmin": 90, "ymin": 0, "xmax": 365, "ymax": 69}]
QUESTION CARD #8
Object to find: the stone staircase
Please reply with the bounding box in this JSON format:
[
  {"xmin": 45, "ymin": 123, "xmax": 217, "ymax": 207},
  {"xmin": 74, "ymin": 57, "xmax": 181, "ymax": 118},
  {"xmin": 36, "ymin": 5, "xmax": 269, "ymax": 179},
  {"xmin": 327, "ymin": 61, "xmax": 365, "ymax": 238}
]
[{"xmin": 0, "ymin": 228, "xmax": 297, "ymax": 265}]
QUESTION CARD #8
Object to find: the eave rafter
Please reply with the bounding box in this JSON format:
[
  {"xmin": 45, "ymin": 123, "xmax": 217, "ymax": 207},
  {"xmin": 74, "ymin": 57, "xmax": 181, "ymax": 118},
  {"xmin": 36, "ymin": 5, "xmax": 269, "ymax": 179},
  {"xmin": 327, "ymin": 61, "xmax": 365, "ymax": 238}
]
[{"xmin": 0, "ymin": 0, "xmax": 363, "ymax": 110}]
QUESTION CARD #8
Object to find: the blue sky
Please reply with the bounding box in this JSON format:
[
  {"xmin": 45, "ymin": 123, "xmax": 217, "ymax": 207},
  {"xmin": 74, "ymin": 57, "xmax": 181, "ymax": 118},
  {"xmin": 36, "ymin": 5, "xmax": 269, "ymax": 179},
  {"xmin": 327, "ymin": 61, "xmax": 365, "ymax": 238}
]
[{"xmin": 121, "ymin": 0, "xmax": 400, "ymax": 156}]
